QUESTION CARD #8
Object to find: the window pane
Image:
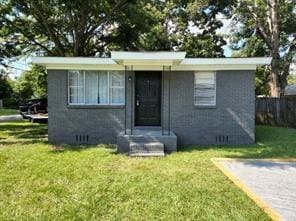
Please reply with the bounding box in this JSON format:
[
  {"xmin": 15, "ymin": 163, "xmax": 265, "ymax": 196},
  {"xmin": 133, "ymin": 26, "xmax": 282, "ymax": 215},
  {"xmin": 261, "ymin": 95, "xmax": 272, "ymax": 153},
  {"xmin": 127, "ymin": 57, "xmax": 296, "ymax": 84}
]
[
  {"xmin": 84, "ymin": 71, "xmax": 108, "ymax": 104},
  {"xmin": 110, "ymin": 71, "xmax": 124, "ymax": 87},
  {"xmin": 68, "ymin": 70, "xmax": 125, "ymax": 105},
  {"xmin": 98, "ymin": 72, "xmax": 108, "ymax": 104},
  {"xmin": 85, "ymin": 72, "xmax": 98, "ymax": 104},
  {"xmin": 194, "ymin": 72, "xmax": 216, "ymax": 106},
  {"xmin": 109, "ymin": 71, "xmax": 124, "ymax": 104},
  {"xmin": 68, "ymin": 71, "xmax": 84, "ymax": 104},
  {"xmin": 69, "ymin": 95, "xmax": 77, "ymax": 104},
  {"xmin": 110, "ymin": 88, "xmax": 124, "ymax": 104}
]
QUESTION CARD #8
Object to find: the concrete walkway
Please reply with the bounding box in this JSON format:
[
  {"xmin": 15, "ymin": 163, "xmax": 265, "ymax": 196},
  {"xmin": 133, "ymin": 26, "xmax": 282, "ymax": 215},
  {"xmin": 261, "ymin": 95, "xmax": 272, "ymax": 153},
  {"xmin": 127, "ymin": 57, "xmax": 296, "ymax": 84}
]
[
  {"xmin": 217, "ymin": 159, "xmax": 296, "ymax": 221},
  {"xmin": 0, "ymin": 115, "xmax": 23, "ymax": 122}
]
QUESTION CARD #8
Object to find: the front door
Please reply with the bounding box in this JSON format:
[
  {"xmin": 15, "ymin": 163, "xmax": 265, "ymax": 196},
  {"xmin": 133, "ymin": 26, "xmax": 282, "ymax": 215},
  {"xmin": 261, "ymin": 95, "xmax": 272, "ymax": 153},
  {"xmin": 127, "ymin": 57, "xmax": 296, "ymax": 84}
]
[{"xmin": 135, "ymin": 71, "xmax": 161, "ymax": 126}]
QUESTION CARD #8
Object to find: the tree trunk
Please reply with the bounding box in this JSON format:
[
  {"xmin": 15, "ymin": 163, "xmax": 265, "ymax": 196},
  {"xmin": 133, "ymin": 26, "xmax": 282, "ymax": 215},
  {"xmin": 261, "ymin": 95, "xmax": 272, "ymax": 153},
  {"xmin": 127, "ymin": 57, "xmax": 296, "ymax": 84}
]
[
  {"xmin": 279, "ymin": 38, "xmax": 296, "ymax": 95},
  {"xmin": 269, "ymin": 58, "xmax": 280, "ymax": 97},
  {"xmin": 268, "ymin": 0, "xmax": 280, "ymax": 97}
]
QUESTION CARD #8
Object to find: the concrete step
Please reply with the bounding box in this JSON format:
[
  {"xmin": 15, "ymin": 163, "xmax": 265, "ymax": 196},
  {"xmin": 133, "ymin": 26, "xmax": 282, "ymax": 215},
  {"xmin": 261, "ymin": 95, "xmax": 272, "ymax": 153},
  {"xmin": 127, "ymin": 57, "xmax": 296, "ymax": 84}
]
[
  {"xmin": 129, "ymin": 151, "xmax": 165, "ymax": 157},
  {"xmin": 117, "ymin": 129, "xmax": 177, "ymax": 153},
  {"xmin": 129, "ymin": 142, "xmax": 164, "ymax": 152},
  {"xmin": 129, "ymin": 142, "xmax": 165, "ymax": 157}
]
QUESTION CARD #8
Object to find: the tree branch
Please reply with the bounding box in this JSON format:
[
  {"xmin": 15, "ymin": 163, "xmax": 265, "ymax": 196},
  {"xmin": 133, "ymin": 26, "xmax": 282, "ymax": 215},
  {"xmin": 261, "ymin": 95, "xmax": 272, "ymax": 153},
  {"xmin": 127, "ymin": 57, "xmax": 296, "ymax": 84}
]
[
  {"xmin": 245, "ymin": 4, "xmax": 273, "ymax": 49},
  {"xmin": 30, "ymin": 1, "xmax": 65, "ymax": 56},
  {"xmin": 281, "ymin": 37, "xmax": 296, "ymax": 78}
]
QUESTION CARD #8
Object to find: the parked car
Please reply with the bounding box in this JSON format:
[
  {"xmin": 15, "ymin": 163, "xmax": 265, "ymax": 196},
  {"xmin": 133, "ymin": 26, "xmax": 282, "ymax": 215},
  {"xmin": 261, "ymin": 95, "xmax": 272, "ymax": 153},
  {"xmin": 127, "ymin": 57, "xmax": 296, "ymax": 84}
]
[{"xmin": 19, "ymin": 98, "xmax": 47, "ymax": 119}]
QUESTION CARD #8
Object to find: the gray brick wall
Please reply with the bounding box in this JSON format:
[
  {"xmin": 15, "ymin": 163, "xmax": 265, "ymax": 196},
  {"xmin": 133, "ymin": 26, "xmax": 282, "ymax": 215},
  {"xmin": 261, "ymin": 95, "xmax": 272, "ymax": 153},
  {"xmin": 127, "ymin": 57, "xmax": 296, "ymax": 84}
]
[
  {"xmin": 48, "ymin": 70, "xmax": 125, "ymax": 144},
  {"xmin": 167, "ymin": 70, "xmax": 255, "ymax": 145},
  {"xmin": 48, "ymin": 69, "xmax": 255, "ymax": 146}
]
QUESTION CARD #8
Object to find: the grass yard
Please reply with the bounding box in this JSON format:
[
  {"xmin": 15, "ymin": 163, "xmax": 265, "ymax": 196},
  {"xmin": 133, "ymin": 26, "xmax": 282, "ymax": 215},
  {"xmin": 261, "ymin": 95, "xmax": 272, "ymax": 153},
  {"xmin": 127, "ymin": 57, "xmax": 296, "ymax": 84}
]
[
  {"xmin": 0, "ymin": 108, "xmax": 19, "ymax": 116},
  {"xmin": 0, "ymin": 122, "xmax": 296, "ymax": 220}
]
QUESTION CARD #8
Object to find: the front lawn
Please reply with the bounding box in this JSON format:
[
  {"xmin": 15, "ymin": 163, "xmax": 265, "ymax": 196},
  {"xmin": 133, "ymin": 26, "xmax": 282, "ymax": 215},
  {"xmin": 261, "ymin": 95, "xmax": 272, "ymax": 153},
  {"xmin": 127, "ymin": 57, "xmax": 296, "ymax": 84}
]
[
  {"xmin": 0, "ymin": 122, "xmax": 295, "ymax": 220},
  {"xmin": 0, "ymin": 108, "xmax": 19, "ymax": 116}
]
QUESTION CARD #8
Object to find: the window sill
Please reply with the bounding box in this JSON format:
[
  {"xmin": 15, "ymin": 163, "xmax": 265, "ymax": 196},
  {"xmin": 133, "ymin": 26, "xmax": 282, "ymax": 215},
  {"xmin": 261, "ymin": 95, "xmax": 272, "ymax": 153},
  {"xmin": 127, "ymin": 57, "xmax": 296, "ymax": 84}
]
[
  {"xmin": 67, "ymin": 104, "xmax": 125, "ymax": 109},
  {"xmin": 194, "ymin": 105, "xmax": 216, "ymax": 109}
]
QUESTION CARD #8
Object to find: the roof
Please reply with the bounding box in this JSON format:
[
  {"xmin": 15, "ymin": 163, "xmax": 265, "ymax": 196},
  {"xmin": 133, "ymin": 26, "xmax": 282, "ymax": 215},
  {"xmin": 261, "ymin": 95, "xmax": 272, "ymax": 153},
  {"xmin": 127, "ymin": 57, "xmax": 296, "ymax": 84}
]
[
  {"xmin": 111, "ymin": 51, "xmax": 186, "ymax": 66},
  {"xmin": 32, "ymin": 51, "xmax": 272, "ymax": 71},
  {"xmin": 285, "ymin": 85, "xmax": 296, "ymax": 95}
]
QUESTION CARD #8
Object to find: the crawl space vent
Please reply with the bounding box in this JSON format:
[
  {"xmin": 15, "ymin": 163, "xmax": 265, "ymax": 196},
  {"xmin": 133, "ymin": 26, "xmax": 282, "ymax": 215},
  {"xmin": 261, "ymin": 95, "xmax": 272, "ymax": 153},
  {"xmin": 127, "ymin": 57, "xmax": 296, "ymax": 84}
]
[
  {"xmin": 215, "ymin": 135, "xmax": 229, "ymax": 144},
  {"xmin": 75, "ymin": 135, "xmax": 89, "ymax": 144}
]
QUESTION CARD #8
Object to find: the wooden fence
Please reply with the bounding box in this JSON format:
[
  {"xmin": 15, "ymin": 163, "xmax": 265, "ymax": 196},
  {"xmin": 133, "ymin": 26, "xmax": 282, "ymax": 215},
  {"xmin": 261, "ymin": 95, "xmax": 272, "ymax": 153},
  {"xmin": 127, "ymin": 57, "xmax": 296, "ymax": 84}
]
[{"xmin": 255, "ymin": 97, "xmax": 296, "ymax": 128}]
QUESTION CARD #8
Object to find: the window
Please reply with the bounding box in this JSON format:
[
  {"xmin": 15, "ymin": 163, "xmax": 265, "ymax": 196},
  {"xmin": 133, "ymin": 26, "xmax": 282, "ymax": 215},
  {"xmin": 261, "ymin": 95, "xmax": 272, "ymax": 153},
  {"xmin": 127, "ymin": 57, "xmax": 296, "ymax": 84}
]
[
  {"xmin": 68, "ymin": 71, "xmax": 125, "ymax": 105},
  {"xmin": 194, "ymin": 72, "xmax": 216, "ymax": 106}
]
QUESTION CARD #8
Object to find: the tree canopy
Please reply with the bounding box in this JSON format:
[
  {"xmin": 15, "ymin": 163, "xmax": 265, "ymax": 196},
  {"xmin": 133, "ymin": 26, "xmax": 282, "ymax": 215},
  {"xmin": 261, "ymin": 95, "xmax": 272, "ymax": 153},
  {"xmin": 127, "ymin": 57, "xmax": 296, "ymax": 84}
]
[
  {"xmin": 230, "ymin": 0, "xmax": 296, "ymax": 96},
  {"xmin": 0, "ymin": 0, "xmax": 232, "ymax": 59},
  {"xmin": 1, "ymin": 0, "xmax": 295, "ymax": 99}
]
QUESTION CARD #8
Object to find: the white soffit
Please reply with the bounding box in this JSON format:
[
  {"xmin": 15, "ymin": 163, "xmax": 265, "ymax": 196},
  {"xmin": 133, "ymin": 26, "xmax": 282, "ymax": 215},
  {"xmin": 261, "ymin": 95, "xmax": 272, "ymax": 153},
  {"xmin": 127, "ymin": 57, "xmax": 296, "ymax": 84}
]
[
  {"xmin": 181, "ymin": 57, "xmax": 272, "ymax": 66},
  {"xmin": 32, "ymin": 54, "xmax": 272, "ymax": 71},
  {"xmin": 32, "ymin": 57, "xmax": 117, "ymax": 65},
  {"xmin": 111, "ymin": 51, "xmax": 186, "ymax": 65}
]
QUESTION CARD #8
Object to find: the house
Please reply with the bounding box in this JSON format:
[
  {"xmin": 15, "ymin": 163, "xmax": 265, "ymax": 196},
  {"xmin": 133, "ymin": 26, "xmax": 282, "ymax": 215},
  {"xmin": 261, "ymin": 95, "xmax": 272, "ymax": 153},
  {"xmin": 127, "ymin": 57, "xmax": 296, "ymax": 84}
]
[
  {"xmin": 33, "ymin": 52, "xmax": 271, "ymax": 155},
  {"xmin": 284, "ymin": 84, "xmax": 296, "ymax": 97}
]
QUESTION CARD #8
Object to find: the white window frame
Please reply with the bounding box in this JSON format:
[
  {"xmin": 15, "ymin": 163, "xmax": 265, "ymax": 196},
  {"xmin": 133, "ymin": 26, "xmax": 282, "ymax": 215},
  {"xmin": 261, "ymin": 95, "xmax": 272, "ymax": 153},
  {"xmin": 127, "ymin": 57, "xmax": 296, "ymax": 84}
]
[
  {"xmin": 68, "ymin": 71, "xmax": 85, "ymax": 105},
  {"xmin": 68, "ymin": 70, "xmax": 125, "ymax": 105},
  {"xmin": 194, "ymin": 71, "xmax": 216, "ymax": 106},
  {"xmin": 109, "ymin": 73, "xmax": 125, "ymax": 105}
]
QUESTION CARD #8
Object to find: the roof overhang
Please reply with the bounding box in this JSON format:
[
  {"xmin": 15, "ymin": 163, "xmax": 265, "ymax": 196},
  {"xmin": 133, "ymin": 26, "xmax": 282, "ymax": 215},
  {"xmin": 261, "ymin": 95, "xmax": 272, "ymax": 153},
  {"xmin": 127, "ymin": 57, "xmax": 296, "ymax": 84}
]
[
  {"xmin": 111, "ymin": 51, "xmax": 186, "ymax": 66},
  {"xmin": 32, "ymin": 52, "xmax": 272, "ymax": 71}
]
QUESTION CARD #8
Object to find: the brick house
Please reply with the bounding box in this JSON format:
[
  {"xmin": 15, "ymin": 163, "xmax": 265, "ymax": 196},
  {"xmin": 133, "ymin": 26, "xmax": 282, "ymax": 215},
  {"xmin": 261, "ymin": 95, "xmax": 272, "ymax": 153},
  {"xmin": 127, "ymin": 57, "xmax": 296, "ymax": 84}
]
[{"xmin": 33, "ymin": 52, "xmax": 271, "ymax": 155}]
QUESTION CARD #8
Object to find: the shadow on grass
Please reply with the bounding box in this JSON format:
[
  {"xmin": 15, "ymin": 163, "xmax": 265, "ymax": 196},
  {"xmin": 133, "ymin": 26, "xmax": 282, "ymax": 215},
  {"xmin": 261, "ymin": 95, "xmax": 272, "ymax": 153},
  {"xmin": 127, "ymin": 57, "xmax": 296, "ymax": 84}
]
[
  {"xmin": 49, "ymin": 143, "xmax": 116, "ymax": 154},
  {"xmin": 0, "ymin": 122, "xmax": 48, "ymax": 146},
  {"xmin": 2, "ymin": 122, "xmax": 295, "ymax": 159},
  {"xmin": 178, "ymin": 126, "xmax": 296, "ymax": 159},
  {"xmin": 0, "ymin": 140, "xmax": 48, "ymax": 146}
]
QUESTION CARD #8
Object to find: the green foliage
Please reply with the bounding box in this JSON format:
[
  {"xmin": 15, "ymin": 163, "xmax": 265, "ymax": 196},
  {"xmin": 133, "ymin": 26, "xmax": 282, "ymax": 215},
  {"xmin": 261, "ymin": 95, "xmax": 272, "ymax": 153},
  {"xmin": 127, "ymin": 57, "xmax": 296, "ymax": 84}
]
[
  {"xmin": 13, "ymin": 65, "xmax": 47, "ymax": 101},
  {"xmin": 0, "ymin": 108, "xmax": 18, "ymax": 116},
  {"xmin": 287, "ymin": 75, "xmax": 296, "ymax": 85},
  {"xmin": 0, "ymin": 0, "xmax": 231, "ymax": 58},
  {"xmin": 230, "ymin": 0, "xmax": 296, "ymax": 94},
  {"xmin": 0, "ymin": 70, "xmax": 15, "ymax": 107},
  {"xmin": 3, "ymin": 122, "xmax": 296, "ymax": 220},
  {"xmin": 136, "ymin": 0, "xmax": 231, "ymax": 57},
  {"xmin": 0, "ymin": 0, "xmax": 142, "ymax": 57},
  {"xmin": 255, "ymin": 67, "xmax": 270, "ymax": 96}
]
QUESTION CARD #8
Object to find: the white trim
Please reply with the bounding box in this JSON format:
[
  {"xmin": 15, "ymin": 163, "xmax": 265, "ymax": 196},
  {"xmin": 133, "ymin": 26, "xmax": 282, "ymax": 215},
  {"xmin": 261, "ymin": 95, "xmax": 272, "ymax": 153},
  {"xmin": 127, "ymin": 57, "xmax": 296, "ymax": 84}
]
[
  {"xmin": 32, "ymin": 57, "xmax": 116, "ymax": 65},
  {"xmin": 194, "ymin": 71, "xmax": 216, "ymax": 106},
  {"xmin": 46, "ymin": 64, "xmax": 123, "ymax": 70},
  {"xmin": 45, "ymin": 64, "xmax": 260, "ymax": 71},
  {"xmin": 181, "ymin": 57, "xmax": 272, "ymax": 65},
  {"xmin": 111, "ymin": 51, "xmax": 186, "ymax": 60},
  {"xmin": 67, "ymin": 70, "xmax": 125, "ymax": 106},
  {"xmin": 32, "ymin": 53, "xmax": 272, "ymax": 71},
  {"xmin": 107, "ymin": 72, "xmax": 110, "ymax": 105},
  {"xmin": 172, "ymin": 64, "xmax": 259, "ymax": 71}
]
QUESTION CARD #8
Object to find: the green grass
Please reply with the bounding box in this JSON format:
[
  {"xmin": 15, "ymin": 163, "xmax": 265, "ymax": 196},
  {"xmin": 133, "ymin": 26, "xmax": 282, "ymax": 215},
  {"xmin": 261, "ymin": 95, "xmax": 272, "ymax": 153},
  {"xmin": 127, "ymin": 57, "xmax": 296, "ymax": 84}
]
[
  {"xmin": 0, "ymin": 108, "xmax": 19, "ymax": 116},
  {"xmin": 0, "ymin": 122, "xmax": 296, "ymax": 220}
]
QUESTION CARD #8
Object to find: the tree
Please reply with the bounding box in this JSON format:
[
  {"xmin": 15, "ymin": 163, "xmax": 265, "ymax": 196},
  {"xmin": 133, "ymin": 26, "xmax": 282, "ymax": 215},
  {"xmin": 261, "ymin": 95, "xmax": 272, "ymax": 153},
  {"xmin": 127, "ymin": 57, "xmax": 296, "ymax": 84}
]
[
  {"xmin": 1, "ymin": 0, "xmax": 232, "ymax": 59},
  {"xmin": 230, "ymin": 0, "xmax": 296, "ymax": 97},
  {"xmin": 0, "ymin": 0, "xmax": 148, "ymax": 57},
  {"xmin": 13, "ymin": 65, "xmax": 47, "ymax": 101},
  {"xmin": 288, "ymin": 74, "xmax": 296, "ymax": 85},
  {"xmin": 136, "ymin": 0, "xmax": 232, "ymax": 57},
  {"xmin": 0, "ymin": 70, "xmax": 14, "ymax": 107}
]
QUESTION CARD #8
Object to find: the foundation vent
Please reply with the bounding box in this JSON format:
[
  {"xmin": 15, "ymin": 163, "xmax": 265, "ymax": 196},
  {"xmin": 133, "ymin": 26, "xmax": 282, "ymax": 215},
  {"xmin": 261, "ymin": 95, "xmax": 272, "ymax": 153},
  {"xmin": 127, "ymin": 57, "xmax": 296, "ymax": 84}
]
[
  {"xmin": 75, "ymin": 135, "xmax": 89, "ymax": 144},
  {"xmin": 215, "ymin": 135, "xmax": 229, "ymax": 144}
]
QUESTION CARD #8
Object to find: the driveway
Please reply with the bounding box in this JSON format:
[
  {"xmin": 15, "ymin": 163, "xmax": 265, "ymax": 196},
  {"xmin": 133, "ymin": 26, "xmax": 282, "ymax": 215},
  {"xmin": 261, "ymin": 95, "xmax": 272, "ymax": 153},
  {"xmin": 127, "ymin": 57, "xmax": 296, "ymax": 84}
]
[
  {"xmin": 0, "ymin": 115, "xmax": 23, "ymax": 122},
  {"xmin": 213, "ymin": 159, "xmax": 296, "ymax": 221}
]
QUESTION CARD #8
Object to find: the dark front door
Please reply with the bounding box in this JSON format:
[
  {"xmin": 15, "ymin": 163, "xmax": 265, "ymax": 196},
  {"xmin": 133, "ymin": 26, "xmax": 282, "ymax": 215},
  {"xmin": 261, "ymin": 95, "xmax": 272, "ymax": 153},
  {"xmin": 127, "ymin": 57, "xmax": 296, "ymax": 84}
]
[{"xmin": 135, "ymin": 71, "xmax": 161, "ymax": 126}]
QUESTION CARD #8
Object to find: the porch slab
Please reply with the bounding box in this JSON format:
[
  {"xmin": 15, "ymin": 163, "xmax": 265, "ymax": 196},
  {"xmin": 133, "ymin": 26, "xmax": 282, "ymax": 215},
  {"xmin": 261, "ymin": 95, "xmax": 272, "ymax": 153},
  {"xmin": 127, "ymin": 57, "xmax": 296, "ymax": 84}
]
[{"xmin": 117, "ymin": 127, "xmax": 177, "ymax": 153}]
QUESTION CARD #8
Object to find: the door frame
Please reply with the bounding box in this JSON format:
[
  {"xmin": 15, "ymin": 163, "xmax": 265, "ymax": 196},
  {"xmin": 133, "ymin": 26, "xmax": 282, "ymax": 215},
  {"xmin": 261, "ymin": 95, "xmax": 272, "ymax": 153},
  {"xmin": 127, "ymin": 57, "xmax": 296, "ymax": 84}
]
[{"xmin": 134, "ymin": 71, "xmax": 162, "ymax": 127}]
